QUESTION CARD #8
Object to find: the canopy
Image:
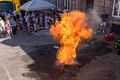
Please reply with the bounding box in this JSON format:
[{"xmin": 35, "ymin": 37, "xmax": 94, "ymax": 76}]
[{"xmin": 20, "ymin": 0, "xmax": 56, "ymax": 11}]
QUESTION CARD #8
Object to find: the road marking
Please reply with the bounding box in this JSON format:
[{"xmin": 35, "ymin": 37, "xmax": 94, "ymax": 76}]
[{"xmin": 3, "ymin": 64, "xmax": 13, "ymax": 80}]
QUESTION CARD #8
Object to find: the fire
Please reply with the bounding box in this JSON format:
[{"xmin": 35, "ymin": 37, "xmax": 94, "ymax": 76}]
[{"xmin": 50, "ymin": 11, "xmax": 93, "ymax": 65}]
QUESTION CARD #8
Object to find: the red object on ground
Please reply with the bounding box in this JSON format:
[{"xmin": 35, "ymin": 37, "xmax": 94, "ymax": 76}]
[
  {"xmin": 104, "ymin": 34, "xmax": 110, "ymax": 42},
  {"xmin": 104, "ymin": 33, "xmax": 114, "ymax": 42}
]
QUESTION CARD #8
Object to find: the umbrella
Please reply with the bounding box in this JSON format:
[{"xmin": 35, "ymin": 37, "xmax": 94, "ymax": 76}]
[{"xmin": 20, "ymin": 0, "xmax": 56, "ymax": 11}]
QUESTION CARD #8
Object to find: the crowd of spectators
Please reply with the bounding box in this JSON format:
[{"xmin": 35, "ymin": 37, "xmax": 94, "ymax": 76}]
[
  {"xmin": 0, "ymin": 10, "xmax": 61, "ymax": 38},
  {"xmin": 0, "ymin": 11, "xmax": 19, "ymax": 37},
  {"xmin": 22, "ymin": 11, "xmax": 60, "ymax": 32}
]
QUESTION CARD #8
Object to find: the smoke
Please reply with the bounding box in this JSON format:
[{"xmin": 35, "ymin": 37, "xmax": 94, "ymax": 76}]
[{"xmin": 87, "ymin": 9, "xmax": 102, "ymax": 31}]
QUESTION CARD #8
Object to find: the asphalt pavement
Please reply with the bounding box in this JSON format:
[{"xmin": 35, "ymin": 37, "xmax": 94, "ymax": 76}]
[{"xmin": 0, "ymin": 30, "xmax": 54, "ymax": 80}]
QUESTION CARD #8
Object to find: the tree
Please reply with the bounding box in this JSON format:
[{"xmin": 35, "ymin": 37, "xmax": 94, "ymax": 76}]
[{"xmin": 20, "ymin": 0, "xmax": 30, "ymax": 5}]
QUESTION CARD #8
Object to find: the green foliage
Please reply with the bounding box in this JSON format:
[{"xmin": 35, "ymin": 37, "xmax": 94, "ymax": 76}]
[
  {"xmin": 114, "ymin": 40, "xmax": 120, "ymax": 52},
  {"xmin": 20, "ymin": 0, "xmax": 30, "ymax": 5}
]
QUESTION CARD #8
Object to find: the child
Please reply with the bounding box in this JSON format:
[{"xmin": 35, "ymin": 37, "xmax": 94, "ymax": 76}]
[{"xmin": 5, "ymin": 21, "xmax": 11, "ymax": 37}]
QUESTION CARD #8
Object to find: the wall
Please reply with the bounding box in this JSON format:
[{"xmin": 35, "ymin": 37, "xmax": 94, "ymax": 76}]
[
  {"xmin": 47, "ymin": 0, "xmax": 113, "ymax": 15},
  {"xmin": 94, "ymin": 0, "xmax": 112, "ymax": 15}
]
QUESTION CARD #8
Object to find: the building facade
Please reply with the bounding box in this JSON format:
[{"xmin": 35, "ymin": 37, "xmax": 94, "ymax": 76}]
[
  {"xmin": 46, "ymin": 0, "xmax": 114, "ymax": 15},
  {"xmin": 47, "ymin": 0, "xmax": 120, "ymax": 28},
  {"xmin": 46, "ymin": 0, "xmax": 91, "ymax": 12}
]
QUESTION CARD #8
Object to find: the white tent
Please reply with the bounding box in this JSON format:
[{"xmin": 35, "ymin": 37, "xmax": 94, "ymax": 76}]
[{"xmin": 20, "ymin": 0, "xmax": 56, "ymax": 11}]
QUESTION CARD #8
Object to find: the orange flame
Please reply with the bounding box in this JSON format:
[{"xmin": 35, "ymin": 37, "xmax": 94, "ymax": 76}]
[{"xmin": 50, "ymin": 11, "xmax": 93, "ymax": 65}]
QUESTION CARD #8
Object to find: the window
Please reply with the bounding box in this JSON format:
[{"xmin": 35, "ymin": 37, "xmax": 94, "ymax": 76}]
[
  {"xmin": 71, "ymin": 0, "xmax": 77, "ymax": 10},
  {"xmin": 112, "ymin": 0, "xmax": 120, "ymax": 18},
  {"xmin": 63, "ymin": 0, "xmax": 70, "ymax": 10},
  {"xmin": 86, "ymin": 0, "xmax": 94, "ymax": 9},
  {"xmin": 0, "ymin": 2, "xmax": 13, "ymax": 12}
]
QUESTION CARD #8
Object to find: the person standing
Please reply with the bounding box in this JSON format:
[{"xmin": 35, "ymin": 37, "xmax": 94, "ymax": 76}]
[
  {"xmin": 6, "ymin": 18, "xmax": 12, "ymax": 35},
  {"xmin": 101, "ymin": 12, "xmax": 109, "ymax": 33},
  {"xmin": 39, "ymin": 15, "xmax": 43, "ymax": 29},
  {"xmin": 11, "ymin": 18, "xmax": 17, "ymax": 35},
  {"xmin": 5, "ymin": 19, "xmax": 11, "ymax": 37},
  {"xmin": 44, "ymin": 15, "xmax": 50, "ymax": 29},
  {"xmin": 25, "ymin": 14, "xmax": 30, "ymax": 31},
  {"xmin": 0, "ymin": 17, "xmax": 5, "ymax": 35},
  {"xmin": 12, "ymin": 10, "xmax": 17, "ymax": 19}
]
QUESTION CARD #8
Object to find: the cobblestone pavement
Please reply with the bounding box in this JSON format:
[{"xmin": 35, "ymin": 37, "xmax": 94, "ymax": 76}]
[{"xmin": 0, "ymin": 30, "xmax": 54, "ymax": 80}]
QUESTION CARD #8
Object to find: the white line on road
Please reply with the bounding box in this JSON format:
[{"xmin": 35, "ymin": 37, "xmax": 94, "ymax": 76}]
[{"xmin": 3, "ymin": 64, "xmax": 13, "ymax": 80}]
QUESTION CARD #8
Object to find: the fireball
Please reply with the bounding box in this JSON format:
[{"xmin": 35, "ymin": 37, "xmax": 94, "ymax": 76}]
[{"xmin": 50, "ymin": 11, "xmax": 93, "ymax": 65}]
